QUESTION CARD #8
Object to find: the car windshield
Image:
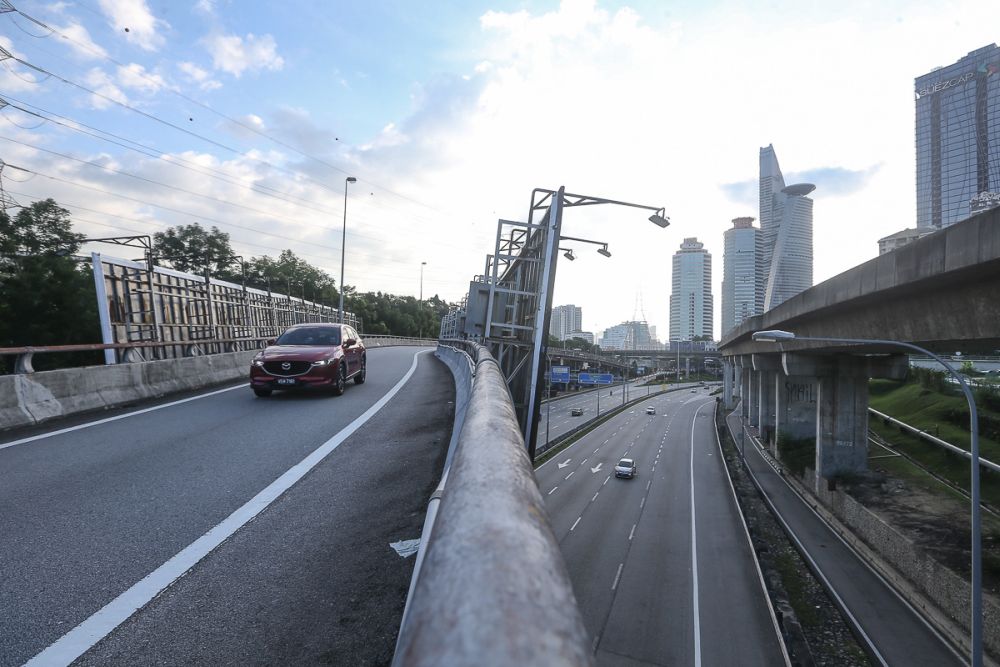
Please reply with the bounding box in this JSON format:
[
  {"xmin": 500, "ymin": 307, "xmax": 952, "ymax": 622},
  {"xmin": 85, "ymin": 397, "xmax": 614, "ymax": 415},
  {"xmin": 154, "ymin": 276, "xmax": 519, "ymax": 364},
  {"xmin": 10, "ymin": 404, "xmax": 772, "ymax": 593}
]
[
  {"xmin": 618, "ymin": 459, "xmax": 632, "ymax": 467},
  {"xmin": 276, "ymin": 327, "xmax": 341, "ymax": 346}
]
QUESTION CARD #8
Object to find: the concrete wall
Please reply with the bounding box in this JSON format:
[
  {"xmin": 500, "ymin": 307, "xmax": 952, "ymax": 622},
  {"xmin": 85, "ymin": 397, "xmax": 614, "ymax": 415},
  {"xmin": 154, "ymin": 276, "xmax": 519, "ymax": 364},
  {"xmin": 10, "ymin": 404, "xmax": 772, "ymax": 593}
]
[{"xmin": 0, "ymin": 351, "xmax": 258, "ymax": 431}]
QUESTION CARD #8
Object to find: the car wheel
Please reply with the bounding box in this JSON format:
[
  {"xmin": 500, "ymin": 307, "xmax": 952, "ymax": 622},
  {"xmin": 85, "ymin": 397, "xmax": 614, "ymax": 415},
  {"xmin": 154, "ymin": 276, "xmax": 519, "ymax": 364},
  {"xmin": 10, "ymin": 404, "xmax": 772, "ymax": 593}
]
[
  {"xmin": 253, "ymin": 388, "xmax": 272, "ymax": 397},
  {"xmin": 332, "ymin": 365, "xmax": 346, "ymax": 396},
  {"xmin": 354, "ymin": 356, "xmax": 366, "ymax": 384}
]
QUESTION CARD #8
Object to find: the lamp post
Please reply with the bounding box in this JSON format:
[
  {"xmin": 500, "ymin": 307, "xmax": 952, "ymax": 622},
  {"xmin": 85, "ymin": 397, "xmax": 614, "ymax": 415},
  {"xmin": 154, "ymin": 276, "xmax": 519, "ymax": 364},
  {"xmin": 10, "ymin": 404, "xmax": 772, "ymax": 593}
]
[
  {"xmin": 752, "ymin": 329, "xmax": 983, "ymax": 667},
  {"xmin": 419, "ymin": 261, "xmax": 427, "ymax": 338},
  {"xmin": 339, "ymin": 176, "xmax": 357, "ymax": 323}
]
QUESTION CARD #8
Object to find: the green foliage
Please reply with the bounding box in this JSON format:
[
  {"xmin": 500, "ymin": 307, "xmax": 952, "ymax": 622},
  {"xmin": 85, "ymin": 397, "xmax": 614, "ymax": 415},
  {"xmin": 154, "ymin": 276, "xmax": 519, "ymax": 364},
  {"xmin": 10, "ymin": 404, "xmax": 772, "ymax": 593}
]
[
  {"xmin": 242, "ymin": 250, "xmax": 339, "ymax": 305},
  {"xmin": 777, "ymin": 433, "xmax": 816, "ymax": 478},
  {"xmin": 347, "ymin": 292, "xmax": 449, "ymax": 338},
  {"xmin": 0, "ymin": 200, "xmax": 101, "ymax": 372},
  {"xmin": 153, "ymin": 223, "xmax": 235, "ymax": 275},
  {"xmin": 960, "ymin": 360, "xmax": 978, "ymax": 376},
  {"xmin": 910, "ymin": 366, "xmax": 951, "ymax": 393}
]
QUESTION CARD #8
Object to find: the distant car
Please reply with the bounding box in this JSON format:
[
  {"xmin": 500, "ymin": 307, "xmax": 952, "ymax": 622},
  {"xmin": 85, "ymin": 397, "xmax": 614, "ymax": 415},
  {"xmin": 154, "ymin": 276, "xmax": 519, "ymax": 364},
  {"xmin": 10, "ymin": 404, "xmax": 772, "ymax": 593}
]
[
  {"xmin": 690, "ymin": 389, "xmax": 697, "ymax": 393},
  {"xmin": 615, "ymin": 458, "xmax": 636, "ymax": 479},
  {"xmin": 249, "ymin": 323, "xmax": 366, "ymax": 397},
  {"xmin": 645, "ymin": 406, "xmax": 656, "ymax": 415},
  {"xmin": 571, "ymin": 407, "xmax": 584, "ymax": 416}
]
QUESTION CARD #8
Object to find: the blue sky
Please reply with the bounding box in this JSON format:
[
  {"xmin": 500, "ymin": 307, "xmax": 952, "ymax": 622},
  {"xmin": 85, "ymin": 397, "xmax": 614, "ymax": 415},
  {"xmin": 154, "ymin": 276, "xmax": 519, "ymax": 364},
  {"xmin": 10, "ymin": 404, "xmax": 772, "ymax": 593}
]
[{"xmin": 2, "ymin": 0, "xmax": 998, "ymax": 339}]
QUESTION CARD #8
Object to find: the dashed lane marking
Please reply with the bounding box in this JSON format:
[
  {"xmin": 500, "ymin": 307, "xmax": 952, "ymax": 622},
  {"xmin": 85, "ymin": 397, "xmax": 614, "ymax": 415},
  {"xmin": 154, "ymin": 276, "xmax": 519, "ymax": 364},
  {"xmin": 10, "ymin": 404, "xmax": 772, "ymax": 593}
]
[
  {"xmin": 612, "ymin": 563, "xmax": 624, "ymax": 590},
  {"xmin": 548, "ymin": 486, "xmax": 558, "ymax": 495},
  {"xmin": 571, "ymin": 517, "xmax": 582, "ymax": 531}
]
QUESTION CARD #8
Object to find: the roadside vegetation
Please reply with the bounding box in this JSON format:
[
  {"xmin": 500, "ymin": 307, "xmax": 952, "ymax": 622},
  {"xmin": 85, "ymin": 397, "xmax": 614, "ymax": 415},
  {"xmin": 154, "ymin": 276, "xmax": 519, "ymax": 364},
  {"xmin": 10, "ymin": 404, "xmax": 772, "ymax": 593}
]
[{"xmin": 0, "ymin": 198, "xmax": 453, "ymax": 373}]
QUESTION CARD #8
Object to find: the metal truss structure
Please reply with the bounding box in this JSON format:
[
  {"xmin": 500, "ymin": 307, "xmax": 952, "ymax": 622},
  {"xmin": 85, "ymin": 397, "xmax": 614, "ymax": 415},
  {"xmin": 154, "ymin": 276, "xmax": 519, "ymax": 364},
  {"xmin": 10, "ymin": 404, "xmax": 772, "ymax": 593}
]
[{"xmin": 91, "ymin": 253, "xmax": 360, "ymax": 364}]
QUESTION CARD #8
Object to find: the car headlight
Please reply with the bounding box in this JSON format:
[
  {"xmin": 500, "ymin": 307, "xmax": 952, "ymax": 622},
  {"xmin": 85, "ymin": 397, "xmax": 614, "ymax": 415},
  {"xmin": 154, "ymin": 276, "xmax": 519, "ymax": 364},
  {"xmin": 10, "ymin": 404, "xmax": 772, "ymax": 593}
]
[
  {"xmin": 252, "ymin": 359, "xmax": 264, "ymax": 367},
  {"xmin": 312, "ymin": 358, "xmax": 333, "ymax": 366}
]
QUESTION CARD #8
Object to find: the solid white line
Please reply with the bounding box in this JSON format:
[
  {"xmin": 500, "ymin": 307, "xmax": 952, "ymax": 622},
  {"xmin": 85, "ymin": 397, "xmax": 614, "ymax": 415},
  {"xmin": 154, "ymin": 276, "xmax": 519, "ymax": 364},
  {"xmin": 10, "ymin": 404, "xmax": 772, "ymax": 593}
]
[
  {"xmin": 691, "ymin": 402, "xmax": 706, "ymax": 667},
  {"xmin": 0, "ymin": 384, "xmax": 244, "ymax": 451},
  {"xmin": 612, "ymin": 562, "xmax": 624, "ymax": 590},
  {"xmin": 629, "ymin": 524, "xmax": 636, "ymax": 541},
  {"xmin": 548, "ymin": 486, "xmax": 558, "ymax": 496},
  {"xmin": 24, "ymin": 349, "xmax": 430, "ymax": 667},
  {"xmin": 571, "ymin": 517, "xmax": 581, "ymax": 531}
]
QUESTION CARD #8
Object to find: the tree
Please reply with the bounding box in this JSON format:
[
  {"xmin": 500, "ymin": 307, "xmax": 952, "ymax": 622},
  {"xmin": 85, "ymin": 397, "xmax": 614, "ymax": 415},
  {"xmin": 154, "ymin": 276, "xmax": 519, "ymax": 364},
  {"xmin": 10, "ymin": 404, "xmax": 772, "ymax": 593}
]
[
  {"xmin": 0, "ymin": 200, "xmax": 100, "ymax": 372},
  {"xmin": 153, "ymin": 223, "xmax": 235, "ymax": 275},
  {"xmin": 244, "ymin": 250, "xmax": 339, "ymax": 303}
]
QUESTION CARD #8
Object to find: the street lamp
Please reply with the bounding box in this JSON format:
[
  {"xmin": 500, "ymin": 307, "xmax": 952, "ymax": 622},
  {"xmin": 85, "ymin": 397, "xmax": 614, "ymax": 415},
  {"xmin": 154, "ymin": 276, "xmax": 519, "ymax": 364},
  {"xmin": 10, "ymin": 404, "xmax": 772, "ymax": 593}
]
[
  {"xmin": 339, "ymin": 176, "xmax": 357, "ymax": 323},
  {"xmin": 419, "ymin": 261, "xmax": 427, "ymax": 302},
  {"xmin": 419, "ymin": 261, "xmax": 428, "ymax": 339},
  {"xmin": 597, "ymin": 244, "xmax": 612, "ymax": 258},
  {"xmin": 752, "ymin": 329, "xmax": 983, "ymax": 667},
  {"xmin": 561, "ymin": 248, "xmax": 576, "ymax": 261},
  {"xmin": 649, "ymin": 209, "xmax": 670, "ymax": 228}
]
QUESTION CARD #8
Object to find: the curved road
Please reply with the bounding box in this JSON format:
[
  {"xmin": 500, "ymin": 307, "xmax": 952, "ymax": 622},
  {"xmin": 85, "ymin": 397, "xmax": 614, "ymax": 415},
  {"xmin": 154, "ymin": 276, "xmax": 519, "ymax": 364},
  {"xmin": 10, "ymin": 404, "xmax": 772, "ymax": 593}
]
[
  {"xmin": 538, "ymin": 387, "xmax": 786, "ymax": 666},
  {"xmin": 0, "ymin": 346, "xmax": 451, "ymax": 666}
]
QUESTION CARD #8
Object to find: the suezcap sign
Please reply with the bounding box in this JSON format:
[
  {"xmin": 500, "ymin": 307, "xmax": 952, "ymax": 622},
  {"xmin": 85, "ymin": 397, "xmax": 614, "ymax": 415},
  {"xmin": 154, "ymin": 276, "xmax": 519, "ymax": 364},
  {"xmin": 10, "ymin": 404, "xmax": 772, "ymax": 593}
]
[{"xmin": 916, "ymin": 71, "xmax": 975, "ymax": 98}]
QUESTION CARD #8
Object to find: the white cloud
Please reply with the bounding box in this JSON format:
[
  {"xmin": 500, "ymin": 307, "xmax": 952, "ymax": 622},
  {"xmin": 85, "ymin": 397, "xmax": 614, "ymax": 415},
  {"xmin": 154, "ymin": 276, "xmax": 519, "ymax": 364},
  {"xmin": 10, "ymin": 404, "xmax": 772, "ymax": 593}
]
[
  {"xmin": 51, "ymin": 21, "xmax": 109, "ymax": 60},
  {"xmin": 82, "ymin": 67, "xmax": 128, "ymax": 109},
  {"xmin": 202, "ymin": 32, "xmax": 284, "ymax": 78},
  {"xmin": 0, "ymin": 37, "xmax": 42, "ymax": 92},
  {"xmin": 178, "ymin": 61, "xmax": 222, "ymax": 90},
  {"xmin": 97, "ymin": 0, "xmax": 167, "ymax": 51},
  {"xmin": 116, "ymin": 63, "xmax": 165, "ymax": 93}
]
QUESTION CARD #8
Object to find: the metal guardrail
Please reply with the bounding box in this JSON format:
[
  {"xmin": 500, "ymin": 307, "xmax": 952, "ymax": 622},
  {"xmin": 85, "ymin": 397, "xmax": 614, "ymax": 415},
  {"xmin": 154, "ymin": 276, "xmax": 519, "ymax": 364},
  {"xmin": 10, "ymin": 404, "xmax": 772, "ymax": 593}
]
[
  {"xmin": 0, "ymin": 335, "xmax": 439, "ymax": 374},
  {"xmin": 394, "ymin": 341, "xmax": 592, "ymax": 667},
  {"xmin": 869, "ymin": 407, "xmax": 1000, "ymax": 473}
]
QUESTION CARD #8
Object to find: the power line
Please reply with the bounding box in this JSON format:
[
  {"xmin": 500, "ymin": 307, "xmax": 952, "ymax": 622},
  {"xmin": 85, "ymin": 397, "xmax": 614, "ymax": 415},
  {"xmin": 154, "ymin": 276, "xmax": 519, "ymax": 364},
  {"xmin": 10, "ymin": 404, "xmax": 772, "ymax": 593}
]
[{"xmin": 2, "ymin": 1, "xmax": 443, "ymax": 214}]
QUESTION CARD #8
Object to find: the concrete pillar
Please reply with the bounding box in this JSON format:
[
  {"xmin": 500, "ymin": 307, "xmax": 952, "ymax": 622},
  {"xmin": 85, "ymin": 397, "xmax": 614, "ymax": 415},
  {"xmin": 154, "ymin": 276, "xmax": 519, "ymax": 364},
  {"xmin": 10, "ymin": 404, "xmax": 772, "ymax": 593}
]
[
  {"xmin": 816, "ymin": 356, "xmax": 870, "ymax": 487},
  {"xmin": 752, "ymin": 354, "xmax": 780, "ymax": 449},
  {"xmin": 723, "ymin": 359, "xmax": 734, "ymax": 409},
  {"xmin": 773, "ymin": 353, "xmax": 827, "ymax": 463},
  {"xmin": 747, "ymin": 369, "xmax": 760, "ymax": 428}
]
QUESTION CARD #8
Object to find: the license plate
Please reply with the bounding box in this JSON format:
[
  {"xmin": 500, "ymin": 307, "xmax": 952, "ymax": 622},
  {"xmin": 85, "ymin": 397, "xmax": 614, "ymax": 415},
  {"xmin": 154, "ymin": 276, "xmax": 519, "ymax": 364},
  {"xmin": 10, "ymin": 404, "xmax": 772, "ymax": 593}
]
[{"xmin": 276, "ymin": 378, "xmax": 296, "ymax": 385}]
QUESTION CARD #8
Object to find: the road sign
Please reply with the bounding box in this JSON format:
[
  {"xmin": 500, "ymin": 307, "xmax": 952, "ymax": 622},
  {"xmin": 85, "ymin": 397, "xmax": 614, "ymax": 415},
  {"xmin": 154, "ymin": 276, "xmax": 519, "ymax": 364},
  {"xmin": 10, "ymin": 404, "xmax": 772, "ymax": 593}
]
[
  {"xmin": 579, "ymin": 372, "xmax": 614, "ymax": 385},
  {"xmin": 550, "ymin": 366, "xmax": 570, "ymax": 383}
]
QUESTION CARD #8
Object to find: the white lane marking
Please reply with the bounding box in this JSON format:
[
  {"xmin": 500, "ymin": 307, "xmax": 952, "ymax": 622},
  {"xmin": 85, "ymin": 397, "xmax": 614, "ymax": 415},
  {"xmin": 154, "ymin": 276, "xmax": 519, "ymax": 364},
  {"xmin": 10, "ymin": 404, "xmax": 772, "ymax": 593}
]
[
  {"xmin": 646, "ymin": 481, "xmax": 651, "ymax": 491},
  {"xmin": 640, "ymin": 497, "xmax": 645, "ymax": 509},
  {"xmin": 24, "ymin": 349, "xmax": 430, "ymax": 667},
  {"xmin": 592, "ymin": 492, "xmax": 599, "ymax": 502},
  {"xmin": 0, "ymin": 384, "xmax": 244, "ymax": 451},
  {"xmin": 571, "ymin": 517, "xmax": 581, "ymax": 531},
  {"xmin": 612, "ymin": 562, "xmax": 624, "ymax": 590},
  {"xmin": 691, "ymin": 401, "xmax": 708, "ymax": 667},
  {"xmin": 581, "ymin": 458, "xmax": 588, "ymax": 465},
  {"xmin": 548, "ymin": 486, "xmax": 559, "ymax": 496},
  {"xmin": 629, "ymin": 524, "xmax": 636, "ymax": 541},
  {"xmin": 590, "ymin": 463, "xmax": 603, "ymax": 474},
  {"xmin": 565, "ymin": 471, "xmax": 575, "ymax": 480},
  {"xmin": 557, "ymin": 459, "xmax": 572, "ymax": 469},
  {"xmin": 594, "ymin": 448, "xmax": 600, "ymax": 454},
  {"xmin": 603, "ymin": 475, "xmax": 610, "ymax": 486}
]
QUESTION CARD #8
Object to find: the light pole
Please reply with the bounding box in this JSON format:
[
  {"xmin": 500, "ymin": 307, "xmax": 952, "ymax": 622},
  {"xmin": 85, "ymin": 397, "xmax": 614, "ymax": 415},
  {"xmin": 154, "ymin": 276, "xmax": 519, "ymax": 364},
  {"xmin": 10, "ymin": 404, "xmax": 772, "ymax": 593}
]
[
  {"xmin": 419, "ymin": 261, "xmax": 427, "ymax": 302},
  {"xmin": 752, "ymin": 329, "xmax": 983, "ymax": 667},
  {"xmin": 418, "ymin": 261, "xmax": 427, "ymax": 338},
  {"xmin": 339, "ymin": 176, "xmax": 357, "ymax": 323}
]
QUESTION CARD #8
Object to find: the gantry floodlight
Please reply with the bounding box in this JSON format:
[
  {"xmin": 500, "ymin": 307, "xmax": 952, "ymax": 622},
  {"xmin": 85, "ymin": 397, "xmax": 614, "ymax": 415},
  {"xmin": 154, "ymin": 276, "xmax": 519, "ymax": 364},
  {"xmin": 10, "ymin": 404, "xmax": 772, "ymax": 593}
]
[
  {"xmin": 649, "ymin": 208, "xmax": 670, "ymax": 228},
  {"xmin": 751, "ymin": 328, "xmax": 983, "ymax": 667},
  {"xmin": 561, "ymin": 248, "xmax": 576, "ymax": 261},
  {"xmin": 597, "ymin": 245, "xmax": 612, "ymax": 258}
]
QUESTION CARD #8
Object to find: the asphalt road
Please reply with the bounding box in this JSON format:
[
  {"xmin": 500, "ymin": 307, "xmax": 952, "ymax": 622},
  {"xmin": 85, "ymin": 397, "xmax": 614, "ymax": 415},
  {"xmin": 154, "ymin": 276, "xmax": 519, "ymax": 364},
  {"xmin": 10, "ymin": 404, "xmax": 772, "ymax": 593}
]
[
  {"xmin": 0, "ymin": 346, "xmax": 452, "ymax": 667},
  {"xmin": 725, "ymin": 408, "xmax": 965, "ymax": 666},
  {"xmin": 539, "ymin": 387, "xmax": 786, "ymax": 666},
  {"xmin": 538, "ymin": 380, "xmax": 677, "ymax": 444}
]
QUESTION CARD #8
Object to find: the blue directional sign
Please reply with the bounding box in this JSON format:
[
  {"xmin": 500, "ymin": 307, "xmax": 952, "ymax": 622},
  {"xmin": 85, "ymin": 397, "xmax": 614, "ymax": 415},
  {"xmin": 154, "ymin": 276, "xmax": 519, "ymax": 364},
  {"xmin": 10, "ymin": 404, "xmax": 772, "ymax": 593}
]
[
  {"xmin": 550, "ymin": 366, "xmax": 570, "ymax": 383},
  {"xmin": 579, "ymin": 372, "xmax": 614, "ymax": 385}
]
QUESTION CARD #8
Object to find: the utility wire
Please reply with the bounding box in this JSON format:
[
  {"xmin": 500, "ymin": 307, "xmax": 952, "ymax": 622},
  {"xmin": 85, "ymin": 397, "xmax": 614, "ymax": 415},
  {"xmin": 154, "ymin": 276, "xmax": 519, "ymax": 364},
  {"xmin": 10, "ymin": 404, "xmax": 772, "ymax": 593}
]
[{"xmin": 2, "ymin": 1, "xmax": 442, "ymax": 214}]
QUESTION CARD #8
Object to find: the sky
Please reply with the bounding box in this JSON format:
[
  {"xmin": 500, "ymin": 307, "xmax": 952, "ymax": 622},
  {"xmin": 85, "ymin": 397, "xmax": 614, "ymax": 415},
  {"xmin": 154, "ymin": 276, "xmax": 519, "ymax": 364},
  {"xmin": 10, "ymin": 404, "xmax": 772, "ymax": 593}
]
[{"xmin": 1, "ymin": 0, "xmax": 997, "ymax": 340}]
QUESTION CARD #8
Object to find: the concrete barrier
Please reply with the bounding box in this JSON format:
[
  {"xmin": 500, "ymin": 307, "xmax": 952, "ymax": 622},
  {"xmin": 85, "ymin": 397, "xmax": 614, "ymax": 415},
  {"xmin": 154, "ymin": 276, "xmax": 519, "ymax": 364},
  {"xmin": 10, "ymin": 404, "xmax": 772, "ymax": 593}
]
[{"xmin": 0, "ymin": 350, "xmax": 257, "ymax": 432}]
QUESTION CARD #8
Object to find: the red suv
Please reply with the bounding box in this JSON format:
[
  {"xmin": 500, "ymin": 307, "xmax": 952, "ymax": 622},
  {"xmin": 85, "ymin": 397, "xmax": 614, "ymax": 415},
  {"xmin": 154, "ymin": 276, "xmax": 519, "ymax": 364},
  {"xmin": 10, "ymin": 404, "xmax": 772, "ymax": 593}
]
[{"xmin": 250, "ymin": 323, "xmax": 366, "ymax": 397}]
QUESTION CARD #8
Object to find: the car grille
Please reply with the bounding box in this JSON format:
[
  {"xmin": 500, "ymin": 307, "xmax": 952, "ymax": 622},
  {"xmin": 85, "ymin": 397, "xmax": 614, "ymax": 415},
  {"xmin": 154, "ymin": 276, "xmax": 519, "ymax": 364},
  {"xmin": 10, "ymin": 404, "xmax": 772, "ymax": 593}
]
[{"xmin": 262, "ymin": 360, "xmax": 313, "ymax": 376}]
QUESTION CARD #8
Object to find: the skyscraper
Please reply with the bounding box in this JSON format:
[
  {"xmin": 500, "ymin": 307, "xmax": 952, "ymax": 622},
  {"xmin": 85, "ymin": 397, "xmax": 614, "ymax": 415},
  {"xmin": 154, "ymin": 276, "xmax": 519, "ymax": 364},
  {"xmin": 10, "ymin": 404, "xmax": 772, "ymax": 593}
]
[
  {"xmin": 549, "ymin": 304, "xmax": 582, "ymax": 340},
  {"xmin": 722, "ymin": 217, "xmax": 762, "ymax": 335},
  {"xmin": 669, "ymin": 237, "xmax": 713, "ymax": 341},
  {"xmin": 915, "ymin": 44, "xmax": 1000, "ymax": 229},
  {"xmin": 759, "ymin": 145, "xmax": 814, "ymax": 310}
]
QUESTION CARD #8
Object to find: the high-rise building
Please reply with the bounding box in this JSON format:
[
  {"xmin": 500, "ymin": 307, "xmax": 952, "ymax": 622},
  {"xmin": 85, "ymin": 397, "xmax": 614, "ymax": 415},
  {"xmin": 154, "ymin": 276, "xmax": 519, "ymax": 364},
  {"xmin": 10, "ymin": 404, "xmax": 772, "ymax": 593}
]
[
  {"xmin": 759, "ymin": 145, "xmax": 814, "ymax": 310},
  {"xmin": 916, "ymin": 44, "xmax": 1000, "ymax": 229},
  {"xmin": 598, "ymin": 321, "xmax": 658, "ymax": 350},
  {"xmin": 722, "ymin": 217, "xmax": 762, "ymax": 335},
  {"xmin": 669, "ymin": 237, "xmax": 713, "ymax": 341},
  {"xmin": 549, "ymin": 304, "xmax": 582, "ymax": 340}
]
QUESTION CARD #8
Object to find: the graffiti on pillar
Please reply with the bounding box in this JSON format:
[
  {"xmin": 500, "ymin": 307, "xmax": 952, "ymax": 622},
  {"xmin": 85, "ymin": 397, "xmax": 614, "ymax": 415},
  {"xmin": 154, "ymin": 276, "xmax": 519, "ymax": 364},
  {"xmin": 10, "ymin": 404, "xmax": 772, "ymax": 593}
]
[{"xmin": 784, "ymin": 381, "xmax": 816, "ymax": 404}]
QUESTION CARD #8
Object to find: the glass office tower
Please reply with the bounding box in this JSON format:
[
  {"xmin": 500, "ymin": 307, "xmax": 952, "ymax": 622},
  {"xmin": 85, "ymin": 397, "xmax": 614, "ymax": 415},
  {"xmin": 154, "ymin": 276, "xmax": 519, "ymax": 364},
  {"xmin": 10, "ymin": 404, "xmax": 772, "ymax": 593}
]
[
  {"xmin": 916, "ymin": 44, "xmax": 1000, "ymax": 228},
  {"xmin": 722, "ymin": 217, "xmax": 762, "ymax": 335},
  {"xmin": 669, "ymin": 237, "xmax": 713, "ymax": 341}
]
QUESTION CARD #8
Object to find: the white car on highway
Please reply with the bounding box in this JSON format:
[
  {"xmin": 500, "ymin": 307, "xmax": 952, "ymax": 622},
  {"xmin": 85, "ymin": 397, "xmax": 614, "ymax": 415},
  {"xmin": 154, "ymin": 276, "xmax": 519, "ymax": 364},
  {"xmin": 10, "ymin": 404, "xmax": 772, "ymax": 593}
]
[{"xmin": 614, "ymin": 458, "xmax": 637, "ymax": 479}]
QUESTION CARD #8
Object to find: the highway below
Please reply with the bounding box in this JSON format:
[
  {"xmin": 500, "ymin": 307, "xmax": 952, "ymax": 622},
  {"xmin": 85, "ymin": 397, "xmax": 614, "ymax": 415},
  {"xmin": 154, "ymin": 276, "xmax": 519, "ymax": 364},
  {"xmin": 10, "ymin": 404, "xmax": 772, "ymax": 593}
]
[
  {"xmin": 0, "ymin": 346, "xmax": 451, "ymax": 667},
  {"xmin": 539, "ymin": 387, "xmax": 787, "ymax": 666},
  {"xmin": 538, "ymin": 379, "xmax": 666, "ymax": 445}
]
